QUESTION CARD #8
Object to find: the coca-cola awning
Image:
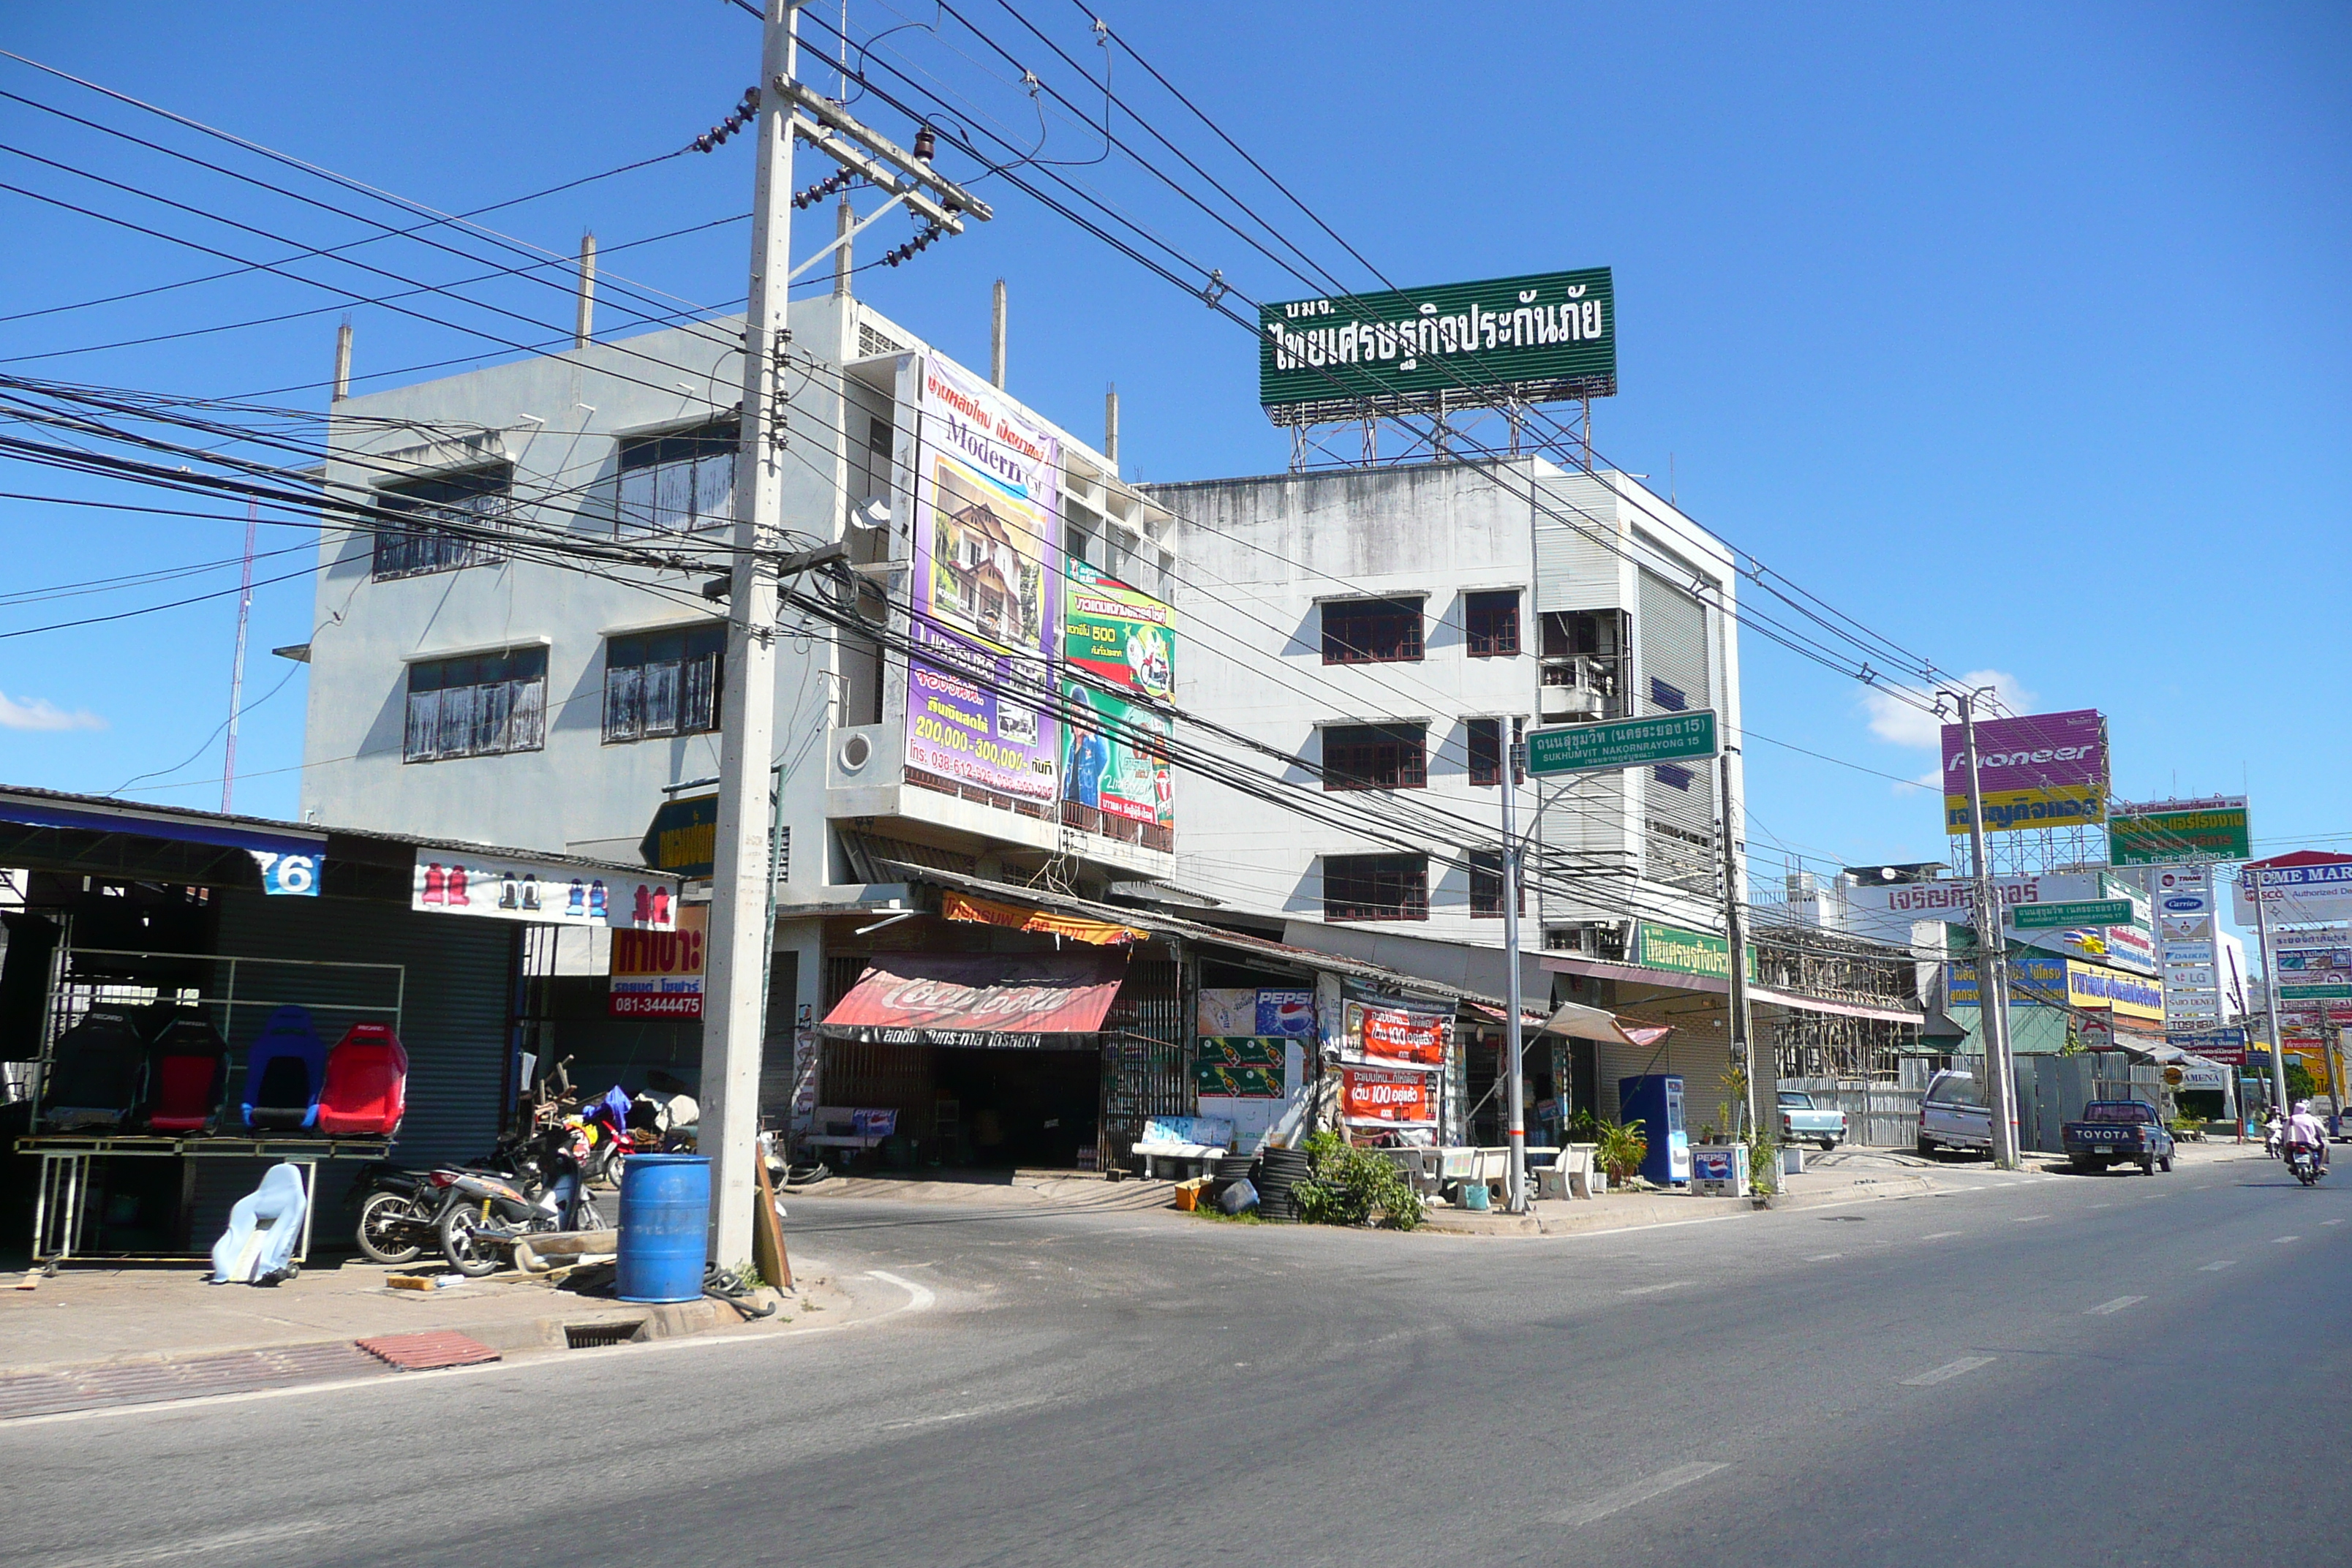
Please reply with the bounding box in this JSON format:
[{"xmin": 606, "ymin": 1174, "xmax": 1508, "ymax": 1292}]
[{"xmin": 820, "ymin": 953, "xmax": 1128, "ymax": 1049}]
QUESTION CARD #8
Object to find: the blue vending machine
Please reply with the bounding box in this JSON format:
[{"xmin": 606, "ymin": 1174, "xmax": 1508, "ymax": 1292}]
[{"xmin": 1618, "ymin": 1074, "xmax": 1690, "ymax": 1186}]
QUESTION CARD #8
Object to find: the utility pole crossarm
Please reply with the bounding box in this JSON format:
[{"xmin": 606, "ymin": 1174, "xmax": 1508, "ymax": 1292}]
[{"xmin": 775, "ymin": 78, "xmax": 993, "ymax": 228}]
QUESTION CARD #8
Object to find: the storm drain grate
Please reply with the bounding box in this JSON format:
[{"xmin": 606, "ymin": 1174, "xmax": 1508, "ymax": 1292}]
[
  {"xmin": 564, "ymin": 1320, "xmax": 647, "ymax": 1349},
  {"xmin": 0, "ymin": 1341, "xmax": 386, "ymax": 1421},
  {"xmin": 354, "ymin": 1330, "xmax": 501, "ymax": 1371}
]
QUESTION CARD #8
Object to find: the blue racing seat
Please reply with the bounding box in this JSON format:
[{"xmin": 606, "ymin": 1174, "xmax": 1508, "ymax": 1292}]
[{"xmin": 241, "ymin": 1006, "xmax": 328, "ymax": 1131}]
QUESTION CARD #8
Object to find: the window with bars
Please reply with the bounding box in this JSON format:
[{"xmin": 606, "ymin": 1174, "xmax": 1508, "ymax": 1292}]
[
  {"xmin": 617, "ymin": 421, "xmax": 737, "ymax": 535},
  {"xmin": 1469, "ymin": 848, "xmax": 1521, "ymax": 917},
  {"xmin": 1324, "ymin": 853, "xmax": 1428, "ymax": 922},
  {"xmin": 603, "ymin": 625, "xmax": 725, "ymax": 743},
  {"xmin": 1465, "ymin": 590, "xmax": 1521, "ymax": 657},
  {"xmin": 372, "ymin": 467, "xmax": 511, "ymax": 580},
  {"xmin": 1322, "ymin": 597, "xmax": 1424, "ymax": 664},
  {"xmin": 404, "ymin": 647, "xmax": 546, "ymax": 761},
  {"xmin": 1323, "ymin": 723, "xmax": 1427, "ymax": 791}
]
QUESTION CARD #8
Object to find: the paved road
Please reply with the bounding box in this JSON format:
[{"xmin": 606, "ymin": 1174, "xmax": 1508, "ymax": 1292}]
[{"xmin": 4, "ymin": 1150, "xmax": 2340, "ymax": 1567}]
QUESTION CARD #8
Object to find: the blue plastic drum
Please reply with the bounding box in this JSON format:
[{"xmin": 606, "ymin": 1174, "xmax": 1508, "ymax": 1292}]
[{"xmin": 616, "ymin": 1153, "xmax": 709, "ymax": 1303}]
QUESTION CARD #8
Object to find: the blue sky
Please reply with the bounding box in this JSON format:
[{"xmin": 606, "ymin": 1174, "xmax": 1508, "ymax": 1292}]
[{"xmin": 0, "ymin": 1, "xmax": 2345, "ymax": 914}]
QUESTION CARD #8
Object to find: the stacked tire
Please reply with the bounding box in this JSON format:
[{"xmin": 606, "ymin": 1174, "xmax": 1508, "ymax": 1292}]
[{"xmin": 1255, "ymin": 1145, "xmax": 1311, "ymax": 1224}]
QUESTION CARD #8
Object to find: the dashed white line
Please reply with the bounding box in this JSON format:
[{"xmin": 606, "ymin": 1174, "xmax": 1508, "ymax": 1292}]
[
  {"xmin": 2199, "ymin": 1260, "xmax": 2236, "ymax": 1272},
  {"xmin": 1805, "ymin": 1253, "xmax": 1845, "ymax": 1261},
  {"xmin": 1921, "ymin": 1231, "xmax": 1963, "ymax": 1240},
  {"xmin": 1549, "ymin": 1462, "xmax": 1730, "ymax": 1525},
  {"xmin": 2089, "ymin": 1203, "xmax": 2113, "ymax": 1210},
  {"xmin": 2085, "ymin": 1296, "xmax": 2146, "ymax": 1316},
  {"xmin": 1903, "ymin": 1355, "xmax": 1997, "ymax": 1387},
  {"xmin": 2013, "ymin": 1215, "xmax": 2050, "ymax": 1224},
  {"xmin": 2274, "ymin": 1236, "xmax": 2302, "ymax": 1244},
  {"xmin": 45, "ymin": 1524, "xmax": 332, "ymax": 1568},
  {"xmin": 2324, "ymin": 1219, "xmax": 2345, "ymax": 1227},
  {"xmin": 1619, "ymin": 1280, "xmax": 1695, "ymax": 1297}
]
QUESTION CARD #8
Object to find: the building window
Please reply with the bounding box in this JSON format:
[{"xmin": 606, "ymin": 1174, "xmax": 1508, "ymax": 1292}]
[
  {"xmin": 603, "ymin": 625, "xmax": 725, "ymax": 743},
  {"xmin": 1466, "ymin": 590, "xmax": 1520, "ymax": 657},
  {"xmin": 1469, "ymin": 849, "xmax": 1521, "ymax": 918},
  {"xmin": 1649, "ymin": 676, "xmax": 1687, "ymax": 712},
  {"xmin": 372, "ymin": 467, "xmax": 510, "ymax": 581},
  {"xmin": 404, "ymin": 647, "xmax": 546, "ymax": 761},
  {"xmin": 1324, "ymin": 853, "xmax": 1428, "ymax": 922},
  {"xmin": 1322, "ymin": 597, "xmax": 1424, "ymax": 664},
  {"xmin": 1323, "ymin": 723, "xmax": 1427, "ymax": 791},
  {"xmin": 618, "ymin": 421, "xmax": 737, "ymax": 535},
  {"xmin": 1467, "ymin": 718, "xmax": 1501, "ymax": 786}
]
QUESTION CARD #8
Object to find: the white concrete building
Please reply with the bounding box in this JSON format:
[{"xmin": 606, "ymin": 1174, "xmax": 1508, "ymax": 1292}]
[{"xmin": 1144, "ymin": 459, "xmax": 1744, "ymax": 962}]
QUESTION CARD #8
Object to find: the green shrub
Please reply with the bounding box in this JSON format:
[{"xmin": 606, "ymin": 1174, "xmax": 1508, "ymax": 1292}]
[
  {"xmin": 1595, "ymin": 1119, "xmax": 1648, "ymax": 1183},
  {"xmin": 1294, "ymin": 1130, "xmax": 1425, "ymax": 1230}
]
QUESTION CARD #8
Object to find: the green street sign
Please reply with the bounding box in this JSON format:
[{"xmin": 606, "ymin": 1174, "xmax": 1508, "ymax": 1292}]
[
  {"xmin": 2009, "ymin": 899, "xmax": 2136, "ymax": 930},
  {"xmin": 2280, "ymin": 984, "xmax": 2352, "ymax": 1000},
  {"xmin": 1526, "ymin": 710, "xmax": 1719, "ymax": 777}
]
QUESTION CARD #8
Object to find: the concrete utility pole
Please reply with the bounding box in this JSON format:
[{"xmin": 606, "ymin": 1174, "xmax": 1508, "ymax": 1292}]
[
  {"xmin": 991, "ymin": 278, "xmax": 1008, "ymax": 388},
  {"xmin": 331, "ymin": 322, "xmax": 352, "ymax": 402},
  {"xmin": 1104, "ymin": 383, "xmax": 1119, "ymax": 468},
  {"xmin": 1501, "ymin": 738, "xmax": 1528, "ymax": 1213},
  {"xmin": 832, "ymin": 198, "xmax": 853, "ymax": 297},
  {"xmin": 702, "ymin": 0, "xmax": 804, "ymax": 1267},
  {"xmin": 1718, "ymin": 747, "xmax": 1763, "ymax": 1139},
  {"xmin": 574, "ymin": 232, "xmax": 597, "ymax": 350},
  {"xmin": 2251, "ymin": 871, "xmax": 2291, "ymax": 1117},
  {"xmin": 1956, "ymin": 690, "xmax": 2022, "ymax": 1169}
]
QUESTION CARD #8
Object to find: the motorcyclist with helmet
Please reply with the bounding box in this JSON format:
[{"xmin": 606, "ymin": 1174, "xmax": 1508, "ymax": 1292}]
[{"xmin": 2284, "ymin": 1099, "xmax": 2330, "ymax": 1174}]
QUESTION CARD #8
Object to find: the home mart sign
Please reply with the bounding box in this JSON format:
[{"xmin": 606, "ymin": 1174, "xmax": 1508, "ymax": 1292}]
[{"xmin": 1635, "ymin": 920, "xmax": 1756, "ymax": 983}]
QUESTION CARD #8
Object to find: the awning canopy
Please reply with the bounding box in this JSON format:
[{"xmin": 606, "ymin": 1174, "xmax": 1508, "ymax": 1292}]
[
  {"xmin": 1541, "ymin": 951, "xmax": 1924, "ymax": 1027},
  {"xmin": 941, "ymin": 890, "xmax": 1148, "ymax": 946},
  {"xmin": 1539, "ymin": 999, "xmax": 1674, "ymax": 1047},
  {"xmin": 820, "ymin": 952, "xmax": 1128, "ymax": 1048}
]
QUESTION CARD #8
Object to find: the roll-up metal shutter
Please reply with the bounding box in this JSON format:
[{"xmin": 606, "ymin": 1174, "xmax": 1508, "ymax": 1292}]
[
  {"xmin": 190, "ymin": 890, "xmax": 516, "ymax": 1243},
  {"xmin": 1636, "ymin": 564, "xmax": 1717, "ymax": 895},
  {"xmin": 1532, "ymin": 470, "xmax": 1626, "ymax": 613}
]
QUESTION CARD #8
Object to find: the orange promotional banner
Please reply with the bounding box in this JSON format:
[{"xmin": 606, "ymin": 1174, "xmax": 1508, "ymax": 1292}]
[
  {"xmin": 1343, "ymin": 996, "xmax": 1450, "ymax": 1068},
  {"xmin": 941, "ymin": 890, "xmax": 1147, "ymax": 946},
  {"xmin": 1341, "ymin": 1064, "xmax": 1436, "ymax": 1126}
]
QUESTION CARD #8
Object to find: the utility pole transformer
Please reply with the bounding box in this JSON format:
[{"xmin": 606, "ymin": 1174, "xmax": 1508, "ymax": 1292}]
[{"xmin": 1956, "ymin": 690, "xmax": 2022, "ymax": 1169}]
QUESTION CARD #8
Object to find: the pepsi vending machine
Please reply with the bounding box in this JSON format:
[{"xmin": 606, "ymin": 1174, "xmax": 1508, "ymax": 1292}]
[{"xmin": 1618, "ymin": 1074, "xmax": 1690, "ymax": 1186}]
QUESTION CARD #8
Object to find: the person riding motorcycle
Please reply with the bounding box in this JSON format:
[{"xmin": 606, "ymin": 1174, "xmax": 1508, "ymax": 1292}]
[
  {"xmin": 2285, "ymin": 1100, "xmax": 2330, "ymax": 1172},
  {"xmin": 2263, "ymin": 1106, "xmax": 2285, "ymax": 1157}
]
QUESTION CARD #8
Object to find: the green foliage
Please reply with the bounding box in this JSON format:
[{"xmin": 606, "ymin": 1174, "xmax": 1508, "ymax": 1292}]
[
  {"xmin": 1745, "ymin": 1128, "xmax": 1782, "ymax": 1196},
  {"xmin": 1565, "ymin": 1108, "xmax": 1600, "ymax": 1143},
  {"xmin": 1594, "ymin": 1119, "xmax": 1648, "ymax": 1183},
  {"xmin": 1294, "ymin": 1130, "xmax": 1425, "ymax": 1230},
  {"xmin": 2286, "ymin": 1059, "xmax": 2319, "ymax": 1104}
]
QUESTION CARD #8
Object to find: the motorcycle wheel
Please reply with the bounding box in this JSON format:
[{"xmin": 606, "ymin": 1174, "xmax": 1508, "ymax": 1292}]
[
  {"xmin": 572, "ymin": 1194, "xmax": 609, "ymax": 1232},
  {"xmin": 356, "ymin": 1189, "xmax": 425, "ymax": 1265},
  {"xmin": 439, "ymin": 1205, "xmax": 504, "ymax": 1278}
]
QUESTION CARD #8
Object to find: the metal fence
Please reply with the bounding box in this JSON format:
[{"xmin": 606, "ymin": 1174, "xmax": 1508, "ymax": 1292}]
[{"xmin": 1780, "ymin": 1077, "xmax": 1921, "ymax": 1148}]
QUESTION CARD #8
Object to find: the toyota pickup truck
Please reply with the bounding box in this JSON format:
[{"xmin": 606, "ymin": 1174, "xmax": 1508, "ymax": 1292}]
[
  {"xmin": 2062, "ymin": 1100, "xmax": 2175, "ymax": 1175},
  {"xmin": 1776, "ymin": 1090, "xmax": 1846, "ymax": 1150}
]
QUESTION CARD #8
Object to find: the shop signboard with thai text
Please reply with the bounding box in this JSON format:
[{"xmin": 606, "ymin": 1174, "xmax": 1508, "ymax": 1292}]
[
  {"xmin": 1340, "ymin": 1064, "xmax": 1436, "ymax": 1126},
  {"xmin": 1341, "ymin": 991, "xmax": 1452, "ymax": 1070},
  {"xmin": 2109, "ymin": 798, "xmax": 2250, "ymax": 864},
  {"xmin": 609, "ymin": 905, "xmax": 705, "ymax": 1018},
  {"xmin": 1060, "ymin": 561, "xmax": 1175, "ymax": 837},
  {"xmin": 1940, "ymin": 709, "xmax": 2107, "ymax": 836}
]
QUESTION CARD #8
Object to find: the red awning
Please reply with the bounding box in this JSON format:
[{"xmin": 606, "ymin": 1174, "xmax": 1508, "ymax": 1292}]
[{"xmin": 819, "ymin": 953, "xmax": 1127, "ymax": 1048}]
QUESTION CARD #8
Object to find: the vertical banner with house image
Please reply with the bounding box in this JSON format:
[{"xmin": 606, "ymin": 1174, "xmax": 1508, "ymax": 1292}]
[
  {"xmin": 908, "ymin": 358, "xmax": 1061, "ymax": 802},
  {"xmin": 1061, "ymin": 560, "xmax": 1177, "ymax": 833}
]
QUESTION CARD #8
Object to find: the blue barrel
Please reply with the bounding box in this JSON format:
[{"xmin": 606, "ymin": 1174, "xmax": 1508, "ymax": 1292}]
[{"xmin": 617, "ymin": 1154, "xmax": 709, "ymax": 1304}]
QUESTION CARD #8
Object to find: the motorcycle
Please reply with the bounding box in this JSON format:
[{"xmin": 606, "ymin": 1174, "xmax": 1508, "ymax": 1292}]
[
  {"xmin": 2289, "ymin": 1143, "xmax": 2327, "ymax": 1186},
  {"xmin": 350, "ymin": 1135, "xmax": 543, "ymax": 1264},
  {"xmin": 434, "ymin": 1124, "xmax": 606, "ymax": 1277},
  {"xmin": 2265, "ymin": 1119, "xmax": 2285, "ymax": 1158}
]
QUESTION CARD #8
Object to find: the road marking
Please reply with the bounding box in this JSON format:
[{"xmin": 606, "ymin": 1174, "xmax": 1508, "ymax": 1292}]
[
  {"xmin": 2085, "ymin": 1296, "xmax": 2146, "ymax": 1316},
  {"xmin": 45, "ymin": 1523, "xmax": 331, "ymax": 1568},
  {"xmin": 2200, "ymin": 1261, "xmax": 2236, "ymax": 1271},
  {"xmin": 1549, "ymin": 1462, "xmax": 1728, "ymax": 1525},
  {"xmin": 2325, "ymin": 1219, "xmax": 2345, "ymax": 1226},
  {"xmin": 1902, "ymin": 1356, "xmax": 1997, "ymax": 1387},
  {"xmin": 1804, "ymin": 1253, "xmax": 1845, "ymax": 1261},
  {"xmin": 1619, "ymin": 1280, "xmax": 1695, "ymax": 1296},
  {"xmin": 2089, "ymin": 1203, "xmax": 2112, "ymax": 1210},
  {"xmin": 865, "ymin": 1270, "xmax": 937, "ymax": 1311},
  {"xmin": 2275, "ymin": 1236, "xmax": 2302, "ymax": 1244},
  {"xmin": 2013, "ymin": 1215, "xmax": 2050, "ymax": 1223},
  {"xmin": 1921, "ymin": 1230, "xmax": 1962, "ymax": 1240}
]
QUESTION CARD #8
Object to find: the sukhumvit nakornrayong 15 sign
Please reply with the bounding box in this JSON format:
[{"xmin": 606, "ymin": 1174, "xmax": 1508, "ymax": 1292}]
[
  {"xmin": 1940, "ymin": 709, "xmax": 2108, "ymax": 836},
  {"xmin": 1259, "ymin": 268, "xmax": 1615, "ymax": 421}
]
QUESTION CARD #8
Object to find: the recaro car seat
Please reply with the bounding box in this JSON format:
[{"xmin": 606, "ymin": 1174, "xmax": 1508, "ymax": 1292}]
[
  {"xmin": 209, "ymin": 1162, "xmax": 309, "ymax": 1284},
  {"xmin": 316, "ymin": 1022, "xmax": 407, "ymax": 1136},
  {"xmin": 142, "ymin": 1011, "xmax": 232, "ymax": 1134},
  {"xmin": 43, "ymin": 1007, "xmax": 147, "ymax": 1130},
  {"xmin": 241, "ymin": 1006, "xmax": 328, "ymax": 1131}
]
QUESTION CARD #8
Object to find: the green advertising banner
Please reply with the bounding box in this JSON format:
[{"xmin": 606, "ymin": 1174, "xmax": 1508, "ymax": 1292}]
[
  {"xmin": 1196, "ymin": 1036, "xmax": 1287, "ymax": 1098},
  {"xmin": 1634, "ymin": 921, "xmax": 1756, "ymax": 982},
  {"xmin": 1061, "ymin": 560, "xmax": 1175, "ymax": 834},
  {"xmin": 1259, "ymin": 268, "xmax": 1616, "ymax": 415},
  {"xmin": 2107, "ymin": 799, "xmax": 2251, "ymax": 864}
]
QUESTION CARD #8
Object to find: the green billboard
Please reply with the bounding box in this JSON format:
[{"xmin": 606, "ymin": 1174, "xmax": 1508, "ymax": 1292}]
[
  {"xmin": 2106, "ymin": 799, "xmax": 2250, "ymax": 864},
  {"xmin": 1259, "ymin": 268, "xmax": 1616, "ymax": 418}
]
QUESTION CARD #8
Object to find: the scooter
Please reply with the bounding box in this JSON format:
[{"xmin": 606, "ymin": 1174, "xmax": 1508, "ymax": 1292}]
[
  {"xmin": 350, "ymin": 1136, "xmax": 543, "ymax": 1264},
  {"xmin": 433, "ymin": 1126, "xmax": 604, "ymax": 1277},
  {"xmin": 2289, "ymin": 1144, "xmax": 2327, "ymax": 1186}
]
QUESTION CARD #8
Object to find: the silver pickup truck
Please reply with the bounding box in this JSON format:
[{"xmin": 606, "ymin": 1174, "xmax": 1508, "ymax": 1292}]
[
  {"xmin": 1916, "ymin": 1068, "xmax": 1993, "ymax": 1158},
  {"xmin": 1776, "ymin": 1090, "xmax": 1846, "ymax": 1150}
]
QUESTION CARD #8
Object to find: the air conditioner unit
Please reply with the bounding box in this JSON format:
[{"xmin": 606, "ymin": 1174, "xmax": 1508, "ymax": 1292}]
[{"xmin": 1540, "ymin": 685, "xmax": 1604, "ymax": 723}]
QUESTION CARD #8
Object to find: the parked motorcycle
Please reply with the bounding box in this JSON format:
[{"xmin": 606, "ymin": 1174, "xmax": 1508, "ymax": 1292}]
[
  {"xmin": 350, "ymin": 1135, "xmax": 543, "ymax": 1264},
  {"xmin": 2289, "ymin": 1144, "xmax": 2327, "ymax": 1186},
  {"xmin": 434, "ymin": 1125, "xmax": 605, "ymax": 1277}
]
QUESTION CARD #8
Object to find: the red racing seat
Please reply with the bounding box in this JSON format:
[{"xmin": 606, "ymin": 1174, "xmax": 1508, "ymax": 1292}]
[
  {"xmin": 315, "ymin": 1023, "xmax": 407, "ymax": 1136},
  {"xmin": 143, "ymin": 1011, "xmax": 231, "ymax": 1134}
]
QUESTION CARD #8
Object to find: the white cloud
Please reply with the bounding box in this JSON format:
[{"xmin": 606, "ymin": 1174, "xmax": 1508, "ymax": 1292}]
[
  {"xmin": 1860, "ymin": 668, "xmax": 2035, "ymax": 751},
  {"xmin": 0, "ymin": 692, "xmax": 107, "ymax": 732}
]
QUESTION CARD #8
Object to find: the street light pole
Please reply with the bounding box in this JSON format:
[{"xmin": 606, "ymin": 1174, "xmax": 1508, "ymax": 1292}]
[
  {"xmin": 1956, "ymin": 690, "xmax": 2022, "ymax": 1170},
  {"xmin": 701, "ymin": 0, "xmax": 802, "ymax": 1268}
]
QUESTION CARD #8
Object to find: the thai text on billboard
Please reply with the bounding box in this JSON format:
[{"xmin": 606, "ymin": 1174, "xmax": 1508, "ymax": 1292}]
[
  {"xmin": 1940, "ymin": 709, "xmax": 2107, "ymax": 836},
  {"xmin": 1060, "ymin": 559, "xmax": 1175, "ymax": 834}
]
